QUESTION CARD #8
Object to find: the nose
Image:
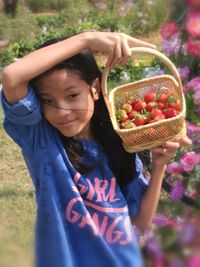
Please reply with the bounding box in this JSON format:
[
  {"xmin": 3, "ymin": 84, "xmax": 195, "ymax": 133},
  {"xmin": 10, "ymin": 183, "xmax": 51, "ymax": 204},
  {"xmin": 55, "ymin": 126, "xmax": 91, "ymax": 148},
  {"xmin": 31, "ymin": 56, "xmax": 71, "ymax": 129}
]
[{"xmin": 54, "ymin": 105, "xmax": 72, "ymax": 117}]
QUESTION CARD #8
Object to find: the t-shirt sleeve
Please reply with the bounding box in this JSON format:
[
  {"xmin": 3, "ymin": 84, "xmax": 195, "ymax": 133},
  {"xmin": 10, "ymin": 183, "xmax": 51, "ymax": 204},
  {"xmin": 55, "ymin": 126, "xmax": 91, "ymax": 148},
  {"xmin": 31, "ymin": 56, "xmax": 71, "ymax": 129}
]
[
  {"xmin": 0, "ymin": 85, "xmax": 43, "ymax": 152},
  {"xmin": 122, "ymin": 154, "xmax": 148, "ymax": 217},
  {"xmin": 1, "ymin": 85, "xmax": 42, "ymax": 125}
]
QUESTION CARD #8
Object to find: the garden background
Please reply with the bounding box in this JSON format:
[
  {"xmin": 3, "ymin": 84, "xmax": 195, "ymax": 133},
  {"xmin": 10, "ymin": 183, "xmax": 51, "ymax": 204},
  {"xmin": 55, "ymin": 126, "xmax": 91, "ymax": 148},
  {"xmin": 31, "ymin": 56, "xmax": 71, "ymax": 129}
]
[{"xmin": 0, "ymin": 1, "xmax": 200, "ymax": 267}]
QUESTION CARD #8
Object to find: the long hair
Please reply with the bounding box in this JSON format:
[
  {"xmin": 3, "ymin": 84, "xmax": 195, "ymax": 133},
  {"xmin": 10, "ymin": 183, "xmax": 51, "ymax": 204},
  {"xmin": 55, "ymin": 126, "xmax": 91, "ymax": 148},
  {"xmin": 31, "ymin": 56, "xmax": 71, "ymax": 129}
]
[{"xmin": 33, "ymin": 35, "xmax": 136, "ymax": 188}]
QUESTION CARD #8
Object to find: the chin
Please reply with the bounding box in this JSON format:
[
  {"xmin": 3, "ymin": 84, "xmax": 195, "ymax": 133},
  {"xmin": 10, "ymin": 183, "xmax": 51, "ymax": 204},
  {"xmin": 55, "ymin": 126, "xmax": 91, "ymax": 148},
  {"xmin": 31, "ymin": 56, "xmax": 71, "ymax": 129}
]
[{"xmin": 58, "ymin": 128, "xmax": 82, "ymax": 138}]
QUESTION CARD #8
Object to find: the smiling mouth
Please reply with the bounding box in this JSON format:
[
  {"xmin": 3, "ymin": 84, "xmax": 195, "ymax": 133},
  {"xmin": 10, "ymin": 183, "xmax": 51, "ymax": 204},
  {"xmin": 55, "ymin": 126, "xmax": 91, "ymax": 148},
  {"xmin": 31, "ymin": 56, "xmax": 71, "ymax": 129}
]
[{"xmin": 58, "ymin": 119, "xmax": 77, "ymax": 128}]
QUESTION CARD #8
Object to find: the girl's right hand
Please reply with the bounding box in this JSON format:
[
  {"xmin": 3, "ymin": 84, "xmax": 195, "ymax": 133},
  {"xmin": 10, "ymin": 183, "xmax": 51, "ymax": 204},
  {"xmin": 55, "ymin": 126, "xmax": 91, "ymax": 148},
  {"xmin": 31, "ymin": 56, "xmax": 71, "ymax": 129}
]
[{"xmin": 85, "ymin": 31, "xmax": 156, "ymax": 68}]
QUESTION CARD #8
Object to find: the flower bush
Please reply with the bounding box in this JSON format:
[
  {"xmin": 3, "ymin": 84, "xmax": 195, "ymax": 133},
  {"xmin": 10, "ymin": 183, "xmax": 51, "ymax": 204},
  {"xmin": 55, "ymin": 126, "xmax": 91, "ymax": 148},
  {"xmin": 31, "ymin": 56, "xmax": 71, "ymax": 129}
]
[{"xmin": 138, "ymin": 1, "xmax": 200, "ymax": 265}]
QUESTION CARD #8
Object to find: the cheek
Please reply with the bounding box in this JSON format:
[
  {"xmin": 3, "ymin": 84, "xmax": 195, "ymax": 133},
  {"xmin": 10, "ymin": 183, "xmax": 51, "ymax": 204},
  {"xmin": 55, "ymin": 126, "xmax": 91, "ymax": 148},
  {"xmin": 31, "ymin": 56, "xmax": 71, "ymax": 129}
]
[
  {"xmin": 79, "ymin": 107, "xmax": 94, "ymax": 122},
  {"xmin": 41, "ymin": 106, "xmax": 54, "ymax": 121}
]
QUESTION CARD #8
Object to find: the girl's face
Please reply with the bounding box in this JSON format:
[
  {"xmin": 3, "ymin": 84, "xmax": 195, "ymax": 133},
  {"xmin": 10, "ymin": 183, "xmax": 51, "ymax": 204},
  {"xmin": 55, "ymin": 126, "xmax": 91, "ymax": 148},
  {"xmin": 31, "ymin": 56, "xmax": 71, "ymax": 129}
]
[{"xmin": 36, "ymin": 69, "xmax": 99, "ymax": 140}]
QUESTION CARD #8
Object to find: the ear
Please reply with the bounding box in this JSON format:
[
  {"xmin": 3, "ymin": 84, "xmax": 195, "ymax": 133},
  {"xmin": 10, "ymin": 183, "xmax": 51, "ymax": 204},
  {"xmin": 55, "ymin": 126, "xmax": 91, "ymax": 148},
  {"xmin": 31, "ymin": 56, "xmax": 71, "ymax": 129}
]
[{"xmin": 91, "ymin": 78, "xmax": 100, "ymax": 101}]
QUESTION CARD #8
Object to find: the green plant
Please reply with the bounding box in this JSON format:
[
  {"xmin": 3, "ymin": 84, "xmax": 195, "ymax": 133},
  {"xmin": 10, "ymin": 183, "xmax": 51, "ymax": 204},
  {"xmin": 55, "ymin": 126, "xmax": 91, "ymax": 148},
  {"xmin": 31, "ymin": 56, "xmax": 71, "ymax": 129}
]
[{"xmin": 26, "ymin": 0, "xmax": 67, "ymax": 12}]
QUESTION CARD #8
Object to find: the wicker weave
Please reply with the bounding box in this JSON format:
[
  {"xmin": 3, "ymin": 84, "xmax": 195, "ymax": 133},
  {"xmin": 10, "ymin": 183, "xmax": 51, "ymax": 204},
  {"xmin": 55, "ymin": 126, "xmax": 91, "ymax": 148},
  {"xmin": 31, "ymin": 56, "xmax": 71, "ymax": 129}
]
[{"xmin": 101, "ymin": 48, "xmax": 186, "ymax": 153}]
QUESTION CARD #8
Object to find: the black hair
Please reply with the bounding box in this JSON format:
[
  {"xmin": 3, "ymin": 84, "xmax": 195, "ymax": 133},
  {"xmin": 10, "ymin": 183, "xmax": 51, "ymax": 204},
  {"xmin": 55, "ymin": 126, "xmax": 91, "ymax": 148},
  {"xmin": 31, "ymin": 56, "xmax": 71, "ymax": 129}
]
[{"xmin": 34, "ymin": 35, "xmax": 137, "ymax": 188}]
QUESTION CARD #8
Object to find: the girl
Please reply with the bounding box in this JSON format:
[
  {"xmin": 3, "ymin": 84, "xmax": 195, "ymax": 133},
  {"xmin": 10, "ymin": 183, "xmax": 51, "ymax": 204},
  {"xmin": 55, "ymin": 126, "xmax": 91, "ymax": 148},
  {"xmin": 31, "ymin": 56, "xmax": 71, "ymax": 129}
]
[{"xmin": 1, "ymin": 31, "xmax": 191, "ymax": 267}]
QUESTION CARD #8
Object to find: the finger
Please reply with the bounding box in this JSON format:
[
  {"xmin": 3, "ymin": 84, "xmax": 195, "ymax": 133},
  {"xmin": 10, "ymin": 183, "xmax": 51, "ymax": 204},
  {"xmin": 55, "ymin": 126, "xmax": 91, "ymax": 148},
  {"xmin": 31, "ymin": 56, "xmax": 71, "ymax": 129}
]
[
  {"xmin": 106, "ymin": 46, "xmax": 116, "ymax": 68},
  {"xmin": 127, "ymin": 36, "xmax": 157, "ymax": 49},
  {"xmin": 107, "ymin": 41, "xmax": 122, "ymax": 69},
  {"xmin": 174, "ymin": 135, "xmax": 192, "ymax": 146},
  {"xmin": 152, "ymin": 147, "xmax": 167, "ymax": 155},
  {"xmin": 156, "ymin": 141, "xmax": 179, "ymax": 154},
  {"xmin": 106, "ymin": 52, "xmax": 114, "ymax": 68},
  {"xmin": 119, "ymin": 38, "xmax": 132, "ymax": 66},
  {"xmin": 163, "ymin": 141, "xmax": 180, "ymax": 154}
]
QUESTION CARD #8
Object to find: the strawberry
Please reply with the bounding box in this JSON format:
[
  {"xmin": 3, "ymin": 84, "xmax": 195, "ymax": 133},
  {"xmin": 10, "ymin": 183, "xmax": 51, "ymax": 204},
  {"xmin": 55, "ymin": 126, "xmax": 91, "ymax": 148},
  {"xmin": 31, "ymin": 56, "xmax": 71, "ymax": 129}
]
[
  {"xmin": 128, "ymin": 109, "xmax": 137, "ymax": 119},
  {"xmin": 134, "ymin": 101, "xmax": 146, "ymax": 111},
  {"xmin": 146, "ymin": 101, "xmax": 158, "ymax": 111},
  {"xmin": 157, "ymin": 93, "xmax": 169, "ymax": 103},
  {"xmin": 154, "ymin": 114, "xmax": 166, "ymax": 121},
  {"xmin": 168, "ymin": 96, "xmax": 181, "ymax": 111},
  {"xmin": 144, "ymin": 112, "xmax": 152, "ymax": 124},
  {"xmin": 144, "ymin": 92, "xmax": 156, "ymax": 103},
  {"xmin": 122, "ymin": 103, "xmax": 132, "ymax": 113},
  {"xmin": 169, "ymin": 102, "xmax": 181, "ymax": 111},
  {"xmin": 164, "ymin": 108, "xmax": 178, "ymax": 118},
  {"xmin": 151, "ymin": 108, "xmax": 163, "ymax": 118},
  {"xmin": 134, "ymin": 113, "xmax": 146, "ymax": 126},
  {"xmin": 127, "ymin": 95, "xmax": 137, "ymax": 107},
  {"xmin": 116, "ymin": 109, "xmax": 129, "ymax": 122},
  {"xmin": 157, "ymin": 102, "xmax": 165, "ymax": 110},
  {"xmin": 121, "ymin": 120, "xmax": 136, "ymax": 129}
]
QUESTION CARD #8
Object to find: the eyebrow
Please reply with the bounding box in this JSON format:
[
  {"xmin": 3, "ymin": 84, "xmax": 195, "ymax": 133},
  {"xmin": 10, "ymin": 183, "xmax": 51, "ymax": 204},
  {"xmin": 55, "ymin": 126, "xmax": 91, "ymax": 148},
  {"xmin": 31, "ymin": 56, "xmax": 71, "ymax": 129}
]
[
  {"xmin": 38, "ymin": 93, "xmax": 51, "ymax": 97},
  {"xmin": 38, "ymin": 85, "xmax": 80, "ymax": 97}
]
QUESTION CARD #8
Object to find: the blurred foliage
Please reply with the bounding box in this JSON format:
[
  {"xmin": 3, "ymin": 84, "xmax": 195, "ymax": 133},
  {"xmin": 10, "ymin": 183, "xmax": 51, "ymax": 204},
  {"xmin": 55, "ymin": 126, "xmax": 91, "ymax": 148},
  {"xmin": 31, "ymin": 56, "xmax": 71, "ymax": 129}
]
[{"xmin": 0, "ymin": 0, "xmax": 169, "ymax": 83}]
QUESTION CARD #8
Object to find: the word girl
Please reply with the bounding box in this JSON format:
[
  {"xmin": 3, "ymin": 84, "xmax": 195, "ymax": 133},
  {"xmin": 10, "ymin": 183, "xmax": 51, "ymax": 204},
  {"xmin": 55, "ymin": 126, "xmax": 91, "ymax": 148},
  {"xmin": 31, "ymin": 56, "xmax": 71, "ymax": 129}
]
[{"xmin": 1, "ymin": 31, "xmax": 191, "ymax": 267}]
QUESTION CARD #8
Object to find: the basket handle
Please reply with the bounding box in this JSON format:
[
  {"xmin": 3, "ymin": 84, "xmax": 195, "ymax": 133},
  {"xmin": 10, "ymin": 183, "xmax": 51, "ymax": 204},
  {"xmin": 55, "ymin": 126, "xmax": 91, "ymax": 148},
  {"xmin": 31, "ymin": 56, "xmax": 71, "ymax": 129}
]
[{"xmin": 101, "ymin": 47, "xmax": 182, "ymax": 96}]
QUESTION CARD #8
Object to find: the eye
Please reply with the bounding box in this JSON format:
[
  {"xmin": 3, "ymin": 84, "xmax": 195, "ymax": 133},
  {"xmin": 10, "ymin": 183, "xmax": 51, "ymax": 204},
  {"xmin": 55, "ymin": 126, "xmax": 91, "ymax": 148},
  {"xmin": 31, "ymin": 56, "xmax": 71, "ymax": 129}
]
[
  {"xmin": 41, "ymin": 99, "xmax": 53, "ymax": 105},
  {"xmin": 68, "ymin": 93, "xmax": 79, "ymax": 100}
]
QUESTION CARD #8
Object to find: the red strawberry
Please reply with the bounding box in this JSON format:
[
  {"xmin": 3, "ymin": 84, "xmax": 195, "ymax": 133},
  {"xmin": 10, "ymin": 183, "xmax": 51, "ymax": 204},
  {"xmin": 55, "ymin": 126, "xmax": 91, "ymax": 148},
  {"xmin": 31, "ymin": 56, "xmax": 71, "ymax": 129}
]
[
  {"xmin": 151, "ymin": 108, "xmax": 163, "ymax": 118},
  {"xmin": 144, "ymin": 92, "xmax": 156, "ymax": 103},
  {"xmin": 154, "ymin": 114, "xmax": 166, "ymax": 121},
  {"xmin": 169, "ymin": 102, "xmax": 181, "ymax": 111},
  {"xmin": 134, "ymin": 101, "xmax": 146, "ymax": 111},
  {"xmin": 146, "ymin": 101, "xmax": 158, "ymax": 111},
  {"xmin": 168, "ymin": 96, "xmax": 181, "ymax": 111},
  {"xmin": 157, "ymin": 93, "xmax": 169, "ymax": 103},
  {"xmin": 127, "ymin": 96, "xmax": 137, "ymax": 107},
  {"xmin": 144, "ymin": 112, "xmax": 152, "ymax": 124},
  {"xmin": 164, "ymin": 108, "xmax": 178, "ymax": 118},
  {"xmin": 134, "ymin": 113, "xmax": 146, "ymax": 126},
  {"xmin": 128, "ymin": 109, "xmax": 137, "ymax": 119},
  {"xmin": 122, "ymin": 103, "xmax": 132, "ymax": 113},
  {"xmin": 157, "ymin": 102, "xmax": 165, "ymax": 110}
]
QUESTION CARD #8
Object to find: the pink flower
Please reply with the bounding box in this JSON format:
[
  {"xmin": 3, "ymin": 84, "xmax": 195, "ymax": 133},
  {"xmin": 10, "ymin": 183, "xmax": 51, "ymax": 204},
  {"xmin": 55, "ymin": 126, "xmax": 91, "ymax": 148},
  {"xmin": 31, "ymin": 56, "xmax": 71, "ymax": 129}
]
[
  {"xmin": 153, "ymin": 213, "xmax": 169, "ymax": 227},
  {"xmin": 180, "ymin": 151, "xmax": 200, "ymax": 172},
  {"xmin": 177, "ymin": 66, "xmax": 190, "ymax": 80},
  {"xmin": 170, "ymin": 180, "xmax": 185, "ymax": 201},
  {"xmin": 153, "ymin": 213, "xmax": 177, "ymax": 228},
  {"xmin": 160, "ymin": 22, "xmax": 179, "ymax": 40},
  {"xmin": 193, "ymin": 90, "xmax": 200, "ymax": 105},
  {"xmin": 187, "ymin": 0, "xmax": 200, "ymax": 8},
  {"xmin": 180, "ymin": 222, "xmax": 198, "ymax": 245},
  {"xmin": 166, "ymin": 162, "xmax": 184, "ymax": 174},
  {"xmin": 185, "ymin": 11, "xmax": 200, "ymax": 38},
  {"xmin": 186, "ymin": 40, "xmax": 200, "ymax": 57},
  {"xmin": 162, "ymin": 33, "xmax": 181, "ymax": 55},
  {"xmin": 184, "ymin": 77, "xmax": 200, "ymax": 92},
  {"xmin": 187, "ymin": 255, "xmax": 200, "ymax": 267},
  {"xmin": 186, "ymin": 121, "xmax": 200, "ymax": 135}
]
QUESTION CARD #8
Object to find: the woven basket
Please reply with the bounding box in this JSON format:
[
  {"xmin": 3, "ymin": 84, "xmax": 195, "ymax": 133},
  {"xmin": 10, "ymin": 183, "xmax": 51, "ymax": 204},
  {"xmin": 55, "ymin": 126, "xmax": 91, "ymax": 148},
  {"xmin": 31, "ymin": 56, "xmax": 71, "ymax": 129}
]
[{"xmin": 101, "ymin": 47, "xmax": 186, "ymax": 153}]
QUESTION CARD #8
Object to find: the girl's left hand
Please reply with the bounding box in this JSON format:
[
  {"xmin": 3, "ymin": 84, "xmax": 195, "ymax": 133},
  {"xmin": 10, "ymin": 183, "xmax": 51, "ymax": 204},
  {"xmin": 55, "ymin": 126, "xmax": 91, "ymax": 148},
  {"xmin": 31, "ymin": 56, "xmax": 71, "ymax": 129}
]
[{"xmin": 151, "ymin": 135, "xmax": 192, "ymax": 167}]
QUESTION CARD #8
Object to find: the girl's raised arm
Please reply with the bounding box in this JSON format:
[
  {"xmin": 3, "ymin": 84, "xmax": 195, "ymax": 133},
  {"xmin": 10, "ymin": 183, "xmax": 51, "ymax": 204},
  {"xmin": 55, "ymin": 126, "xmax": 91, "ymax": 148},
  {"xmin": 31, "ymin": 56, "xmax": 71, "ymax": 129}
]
[
  {"xmin": 2, "ymin": 31, "xmax": 156, "ymax": 104},
  {"xmin": 2, "ymin": 32, "xmax": 88, "ymax": 104}
]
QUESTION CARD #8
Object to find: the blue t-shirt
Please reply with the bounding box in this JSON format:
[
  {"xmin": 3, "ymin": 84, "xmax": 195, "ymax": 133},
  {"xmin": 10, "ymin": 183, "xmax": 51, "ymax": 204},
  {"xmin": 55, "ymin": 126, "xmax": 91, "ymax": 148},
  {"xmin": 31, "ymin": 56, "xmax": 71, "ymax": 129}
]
[{"xmin": 1, "ymin": 87, "xmax": 148, "ymax": 267}]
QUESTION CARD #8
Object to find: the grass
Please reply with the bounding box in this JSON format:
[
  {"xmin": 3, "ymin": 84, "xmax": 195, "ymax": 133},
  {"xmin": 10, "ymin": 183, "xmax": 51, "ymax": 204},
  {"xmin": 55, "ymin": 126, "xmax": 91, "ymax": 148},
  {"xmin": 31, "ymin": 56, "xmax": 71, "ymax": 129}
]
[{"xmin": 0, "ymin": 107, "xmax": 35, "ymax": 267}]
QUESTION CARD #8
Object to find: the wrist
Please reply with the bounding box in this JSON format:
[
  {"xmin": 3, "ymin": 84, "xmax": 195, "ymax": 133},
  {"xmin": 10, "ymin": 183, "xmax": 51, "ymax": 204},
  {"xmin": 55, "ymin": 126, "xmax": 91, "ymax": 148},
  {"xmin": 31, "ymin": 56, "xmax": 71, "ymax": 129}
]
[
  {"xmin": 70, "ymin": 32, "xmax": 91, "ymax": 52},
  {"xmin": 81, "ymin": 32, "xmax": 94, "ymax": 50},
  {"xmin": 152, "ymin": 162, "xmax": 166, "ymax": 172}
]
